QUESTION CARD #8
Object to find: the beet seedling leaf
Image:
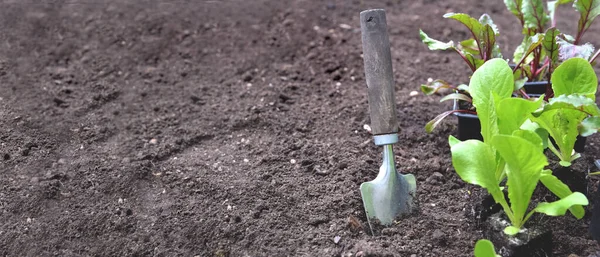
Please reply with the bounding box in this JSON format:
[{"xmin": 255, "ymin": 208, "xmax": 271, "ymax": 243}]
[
  {"xmin": 557, "ymin": 37, "xmax": 595, "ymax": 60},
  {"xmin": 542, "ymin": 27, "xmax": 560, "ymax": 80},
  {"xmin": 574, "ymin": 0, "xmax": 600, "ymax": 44},
  {"xmin": 419, "ymin": 29, "xmax": 454, "ymax": 51},
  {"xmin": 479, "ymin": 14, "xmax": 500, "ymax": 35},
  {"xmin": 444, "ymin": 13, "xmax": 484, "ymax": 43},
  {"xmin": 548, "ymin": 0, "xmax": 575, "ymax": 26},
  {"xmin": 439, "ymin": 93, "xmax": 472, "ymax": 103},
  {"xmin": 425, "ymin": 110, "xmax": 459, "ymax": 133},
  {"xmin": 522, "ymin": 0, "xmax": 550, "ymax": 32},
  {"xmin": 513, "ymin": 34, "xmax": 544, "ymax": 71},
  {"xmin": 504, "ymin": 0, "xmax": 525, "ymax": 24},
  {"xmin": 420, "ymin": 79, "xmax": 454, "ymax": 95}
]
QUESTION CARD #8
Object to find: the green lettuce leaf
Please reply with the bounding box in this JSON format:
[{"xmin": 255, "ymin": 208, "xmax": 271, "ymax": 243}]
[
  {"xmin": 551, "ymin": 57, "xmax": 598, "ymax": 100},
  {"xmin": 469, "ymin": 59, "xmax": 514, "ymax": 142},
  {"xmin": 492, "ymin": 134, "xmax": 548, "ymax": 229},
  {"xmin": 580, "ymin": 116, "xmax": 600, "ymax": 136},
  {"xmin": 534, "ymin": 192, "xmax": 589, "ymax": 216},
  {"xmin": 497, "ymin": 97, "xmax": 544, "ymax": 134},
  {"xmin": 474, "ymin": 239, "xmax": 500, "ymax": 257},
  {"xmin": 451, "ymin": 139, "xmax": 509, "ymax": 214},
  {"xmin": 539, "ymin": 169, "xmax": 586, "ymax": 218}
]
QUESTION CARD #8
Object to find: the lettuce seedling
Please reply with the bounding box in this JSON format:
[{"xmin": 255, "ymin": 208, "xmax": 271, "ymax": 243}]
[
  {"xmin": 474, "ymin": 239, "xmax": 500, "ymax": 257},
  {"xmin": 450, "ymin": 59, "xmax": 589, "ymax": 235},
  {"xmin": 530, "ymin": 58, "xmax": 600, "ymax": 166}
]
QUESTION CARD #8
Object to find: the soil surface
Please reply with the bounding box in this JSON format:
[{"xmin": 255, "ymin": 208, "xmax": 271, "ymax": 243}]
[{"xmin": 1, "ymin": 0, "xmax": 600, "ymax": 256}]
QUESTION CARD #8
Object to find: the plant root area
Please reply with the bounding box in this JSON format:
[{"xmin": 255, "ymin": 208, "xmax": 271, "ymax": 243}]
[{"xmin": 1, "ymin": 1, "xmax": 600, "ymax": 256}]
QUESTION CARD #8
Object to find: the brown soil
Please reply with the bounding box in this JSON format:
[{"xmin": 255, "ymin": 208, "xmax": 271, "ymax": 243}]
[{"xmin": 1, "ymin": 1, "xmax": 600, "ymax": 256}]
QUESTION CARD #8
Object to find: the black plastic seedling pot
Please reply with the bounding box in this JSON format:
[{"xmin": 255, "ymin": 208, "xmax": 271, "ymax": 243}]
[
  {"xmin": 469, "ymin": 193, "xmax": 553, "ymax": 257},
  {"xmin": 484, "ymin": 212, "xmax": 553, "ymax": 257},
  {"xmin": 451, "ymin": 92, "xmax": 587, "ymax": 153},
  {"xmin": 452, "ymin": 99, "xmax": 482, "ymax": 141}
]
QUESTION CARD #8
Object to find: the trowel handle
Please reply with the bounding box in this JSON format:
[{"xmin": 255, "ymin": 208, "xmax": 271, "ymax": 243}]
[{"xmin": 360, "ymin": 9, "xmax": 398, "ymax": 136}]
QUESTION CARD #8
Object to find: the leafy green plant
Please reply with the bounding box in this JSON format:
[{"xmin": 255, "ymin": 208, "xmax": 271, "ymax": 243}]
[
  {"xmin": 450, "ymin": 59, "xmax": 589, "ymax": 235},
  {"xmin": 530, "ymin": 57, "xmax": 600, "ymax": 166},
  {"xmin": 506, "ymin": 0, "xmax": 600, "ymax": 92},
  {"xmin": 474, "ymin": 239, "xmax": 500, "ymax": 257},
  {"xmin": 421, "ymin": 0, "xmax": 600, "ymax": 132}
]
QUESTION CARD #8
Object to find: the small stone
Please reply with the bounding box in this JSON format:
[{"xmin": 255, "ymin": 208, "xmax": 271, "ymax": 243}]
[
  {"xmin": 409, "ymin": 91, "xmax": 419, "ymax": 97},
  {"xmin": 363, "ymin": 124, "xmax": 372, "ymax": 133},
  {"xmin": 290, "ymin": 159, "xmax": 297, "ymax": 164},
  {"xmin": 432, "ymin": 229, "xmax": 446, "ymax": 244},
  {"xmin": 149, "ymin": 138, "xmax": 158, "ymax": 144},
  {"xmin": 243, "ymin": 158, "xmax": 249, "ymax": 163},
  {"xmin": 426, "ymin": 172, "xmax": 445, "ymax": 185},
  {"xmin": 333, "ymin": 235, "xmax": 341, "ymax": 244},
  {"xmin": 356, "ymin": 251, "xmax": 365, "ymax": 257},
  {"xmin": 339, "ymin": 24, "xmax": 351, "ymax": 30},
  {"xmin": 315, "ymin": 165, "xmax": 328, "ymax": 175}
]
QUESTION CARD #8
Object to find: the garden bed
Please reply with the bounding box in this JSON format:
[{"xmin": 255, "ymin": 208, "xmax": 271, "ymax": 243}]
[{"xmin": 1, "ymin": 0, "xmax": 600, "ymax": 256}]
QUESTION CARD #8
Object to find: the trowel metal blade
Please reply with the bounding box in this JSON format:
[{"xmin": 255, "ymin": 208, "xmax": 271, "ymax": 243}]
[{"xmin": 360, "ymin": 164, "xmax": 416, "ymax": 234}]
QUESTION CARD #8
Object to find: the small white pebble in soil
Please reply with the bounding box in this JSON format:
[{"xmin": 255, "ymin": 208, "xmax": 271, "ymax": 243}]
[
  {"xmin": 227, "ymin": 205, "xmax": 232, "ymax": 211},
  {"xmin": 409, "ymin": 91, "xmax": 419, "ymax": 97},
  {"xmin": 290, "ymin": 159, "xmax": 297, "ymax": 164},
  {"xmin": 363, "ymin": 124, "xmax": 372, "ymax": 133},
  {"xmin": 118, "ymin": 198, "xmax": 124, "ymax": 204},
  {"xmin": 149, "ymin": 138, "xmax": 158, "ymax": 144},
  {"xmin": 335, "ymin": 82, "xmax": 341, "ymax": 87},
  {"xmin": 27, "ymin": 218, "xmax": 32, "ymax": 223},
  {"xmin": 246, "ymin": 83, "xmax": 252, "ymax": 87},
  {"xmin": 334, "ymin": 235, "xmax": 341, "ymax": 244},
  {"xmin": 339, "ymin": 24, "xmax": 351, "ymax": 30},
  {"xmin": 243, "ymin": 159, "xmax": 249, "ymax": 163}
]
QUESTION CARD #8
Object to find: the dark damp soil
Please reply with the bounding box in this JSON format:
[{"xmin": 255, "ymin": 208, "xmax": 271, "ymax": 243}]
[{"xmin": 1, "ymin": 1, "xmax": 600, "ymax": 256}]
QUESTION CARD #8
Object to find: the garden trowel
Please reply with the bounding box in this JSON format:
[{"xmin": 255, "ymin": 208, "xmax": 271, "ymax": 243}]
[{"xmin": 359, "ymin": 9, "xmax": 417, "ymax": 235}]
